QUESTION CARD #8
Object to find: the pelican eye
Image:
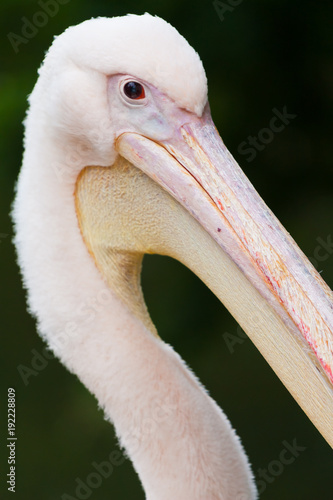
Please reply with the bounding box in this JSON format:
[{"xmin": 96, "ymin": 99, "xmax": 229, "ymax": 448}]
[{"xmin": 123, "ymin": 81, "xmax": 145, "ymax": 100}]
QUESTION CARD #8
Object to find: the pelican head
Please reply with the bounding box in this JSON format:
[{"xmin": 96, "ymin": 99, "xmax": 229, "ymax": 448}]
[{"xmin": 13, "ymin": 13, "xmax": 333, "ymax": 499}]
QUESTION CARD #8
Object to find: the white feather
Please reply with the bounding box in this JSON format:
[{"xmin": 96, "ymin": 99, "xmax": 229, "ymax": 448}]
[{"xmin": 12, "ymin": 14, "xmax": 256, "ymax": 499}]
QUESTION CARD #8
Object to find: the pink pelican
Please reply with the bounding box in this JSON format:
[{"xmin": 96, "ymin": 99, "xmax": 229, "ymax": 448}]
[{"xmin": 12, "ymin": 14, "xmax": 333, "ymax": 499}]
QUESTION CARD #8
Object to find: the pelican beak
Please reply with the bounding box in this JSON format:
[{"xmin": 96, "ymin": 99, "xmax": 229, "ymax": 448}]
[{"xmin": 116, "ymin": 103, "xmax": 333, "ymax": 447}]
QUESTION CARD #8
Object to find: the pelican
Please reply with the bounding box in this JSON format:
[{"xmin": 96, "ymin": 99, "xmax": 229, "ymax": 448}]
[{"xmin": 13, "ymin": 14, "xmax": 333, "ymax": 499}]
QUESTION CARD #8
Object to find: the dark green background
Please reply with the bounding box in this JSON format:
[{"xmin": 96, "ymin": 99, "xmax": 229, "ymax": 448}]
[{"xmin": 1, "ymin": 0, "xmax": 332, "ymax": 498}]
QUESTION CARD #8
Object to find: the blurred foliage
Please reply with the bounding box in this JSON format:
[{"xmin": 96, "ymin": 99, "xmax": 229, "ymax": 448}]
[{"xmin": 1, "ymin": 0, "xmax": 332, "ymax": 499}]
